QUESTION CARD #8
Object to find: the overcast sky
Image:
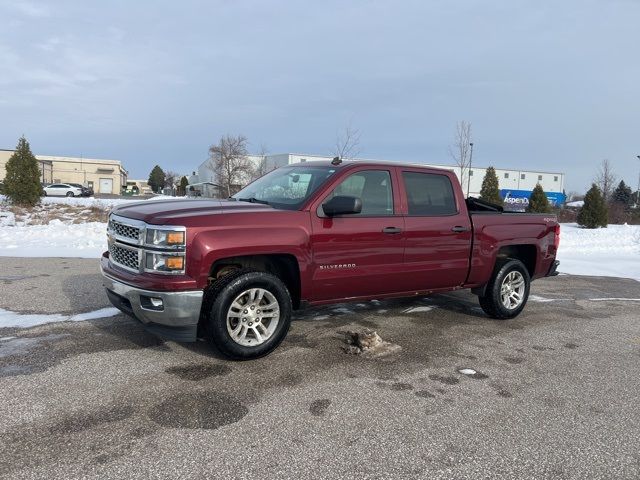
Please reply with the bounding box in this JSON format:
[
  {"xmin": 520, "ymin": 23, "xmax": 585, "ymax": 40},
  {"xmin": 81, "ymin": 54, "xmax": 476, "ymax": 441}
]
[{"xmin": 1, "ymin": 0, "xmax": 638, "ymax": 192}]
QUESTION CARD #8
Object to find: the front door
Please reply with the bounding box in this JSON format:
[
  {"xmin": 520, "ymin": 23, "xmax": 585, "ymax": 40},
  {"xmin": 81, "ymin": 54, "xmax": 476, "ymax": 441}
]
[{"xmin": 309, "ymin": 168, "xmax": 406, "ymax": 302}]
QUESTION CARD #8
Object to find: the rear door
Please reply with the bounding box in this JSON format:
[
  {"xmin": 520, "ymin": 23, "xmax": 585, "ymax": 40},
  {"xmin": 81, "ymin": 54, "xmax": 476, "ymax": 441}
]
[
  {"xmin": 309, "ymin": 167, "xmax": 406, "ymax": 301},
  {"xmin": 399, "ymin": 169, "xmax": 472, "ymax": 290}
]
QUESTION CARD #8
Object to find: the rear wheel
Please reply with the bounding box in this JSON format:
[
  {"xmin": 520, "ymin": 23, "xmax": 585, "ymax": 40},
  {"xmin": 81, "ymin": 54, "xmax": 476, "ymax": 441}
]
[
  {"xmin": 203, "ymin": 269, "xmax": 292, "ymax": 359},
  {"xmin": 479, "ymin": 259, "xmax": 530, "ymax": 319}
]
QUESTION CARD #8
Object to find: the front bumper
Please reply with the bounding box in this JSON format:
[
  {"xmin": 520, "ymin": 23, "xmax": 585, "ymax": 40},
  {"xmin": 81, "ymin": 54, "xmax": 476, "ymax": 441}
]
[{"xmin": 101, "ymin": 270, "xmax": 203, "ymax": 342}]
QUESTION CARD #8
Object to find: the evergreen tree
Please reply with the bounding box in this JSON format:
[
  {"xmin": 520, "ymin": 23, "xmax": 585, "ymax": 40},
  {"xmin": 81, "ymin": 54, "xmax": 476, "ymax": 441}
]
[
  {"xmin": 479, "ymin": 166, "xmax": 502, "ymax": 205},
  {"xmin": 612, "ymin": 180, "xmax": 632, "ymax": 209},
  {"xmin": 179, "ymin": 176, "xmax": 189, "ymax": 196},
  {"xmin": 4, "ymin": 136, "xmax": 42, "ymax": 206},
  {"xmin": 148, "ymin": 165, "xmax": 166, "ymax": 193},
  {"xmin": 577, "ymin": 184, "xmax": 608, "ymax": 228},
  {"xmin": 526, "ymin": 184, "xmax": 551, "ymax": 213}
]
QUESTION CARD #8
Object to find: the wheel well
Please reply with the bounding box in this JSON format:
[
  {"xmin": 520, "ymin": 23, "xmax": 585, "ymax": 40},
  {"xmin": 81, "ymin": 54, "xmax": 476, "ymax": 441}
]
[
  {"xmin": 496, "ymin": 244, "xmax": 536, "ymax": 277},
  {"xmin": 209, "ymin": 254, "xmax": 302, "ymax": 309}
]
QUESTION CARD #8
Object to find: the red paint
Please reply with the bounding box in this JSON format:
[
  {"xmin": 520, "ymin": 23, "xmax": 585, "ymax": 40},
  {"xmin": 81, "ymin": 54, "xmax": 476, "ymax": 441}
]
[{"xmin": 102, "ymin": 161, "xmax": 559, "ymax": 305}]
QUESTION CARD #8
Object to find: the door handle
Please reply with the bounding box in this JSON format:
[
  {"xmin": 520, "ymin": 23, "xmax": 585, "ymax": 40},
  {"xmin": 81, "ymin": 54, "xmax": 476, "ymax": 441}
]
[
  {"xmin": 382, "ymin": 227, "xmax": 402, "ymax": 234},
  {"xmin": 451, "ymin": 226, "xmax": 470, "ymax": 233}
]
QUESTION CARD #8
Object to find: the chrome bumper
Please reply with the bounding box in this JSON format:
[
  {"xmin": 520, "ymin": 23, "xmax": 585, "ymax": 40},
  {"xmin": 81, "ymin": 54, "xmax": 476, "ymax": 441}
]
[{"xmin": 101, "ymin": 271, "xmax": 203, "ymax": 342}]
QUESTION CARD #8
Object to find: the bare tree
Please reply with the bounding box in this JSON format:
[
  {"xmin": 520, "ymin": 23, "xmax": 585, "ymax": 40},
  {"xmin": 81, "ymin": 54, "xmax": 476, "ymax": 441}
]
[
  {"xmin": 252, "ymin": 144, "xmax": 270, "ymax": 180},
  {"xmin": 449, "ymin": 121, "xmax": 473, "ymax": 196},
  {"xmin": 164, "ymin": 171, "xmax": 180, "ymax": 190},
  {"xmin": 594, "ymin": 159, "xmax": 617, "ymax": 202},
  {"xmin": 333, "ymin": 125, "xmax": 361, "ymax": 160},
  {"xmin": 208, "ymin": 134, "xmax": 253, "ymax": 198}
]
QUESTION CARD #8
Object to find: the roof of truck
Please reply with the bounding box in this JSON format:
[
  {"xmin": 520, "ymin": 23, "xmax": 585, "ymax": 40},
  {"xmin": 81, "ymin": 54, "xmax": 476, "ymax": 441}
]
[{"xmin": 289, "ymin": 159, "xmax": 453, "ymax": 172}]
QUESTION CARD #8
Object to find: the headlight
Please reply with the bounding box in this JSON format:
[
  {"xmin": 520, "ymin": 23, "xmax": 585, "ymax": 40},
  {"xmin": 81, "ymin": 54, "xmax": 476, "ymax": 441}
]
[
  {"xmin": 145, "ymin": 228, "xmax": 185, "ymax": 248},
  {"xmin": 145, "ymin": 252, "xmax": 185, "ymax": 273}
]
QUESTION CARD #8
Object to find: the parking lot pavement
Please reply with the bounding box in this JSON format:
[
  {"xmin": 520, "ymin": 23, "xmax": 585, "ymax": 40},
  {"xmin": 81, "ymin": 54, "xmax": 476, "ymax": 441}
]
[{"xmin": 1, "ymin": 258, "xmax": 639, "ymax": 479}]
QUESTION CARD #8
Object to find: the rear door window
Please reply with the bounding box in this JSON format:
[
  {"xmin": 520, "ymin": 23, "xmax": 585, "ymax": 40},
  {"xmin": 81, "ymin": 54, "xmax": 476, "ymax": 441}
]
[{"xmin": 402, "ymin": 172, "xmax": 457, "ymax": 216}]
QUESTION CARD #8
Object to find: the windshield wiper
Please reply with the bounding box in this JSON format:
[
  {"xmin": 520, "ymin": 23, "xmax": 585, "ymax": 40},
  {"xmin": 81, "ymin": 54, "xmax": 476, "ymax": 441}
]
[{"xmin": 237, "ymin": 197, "xmax": 270, "ymax": 205}]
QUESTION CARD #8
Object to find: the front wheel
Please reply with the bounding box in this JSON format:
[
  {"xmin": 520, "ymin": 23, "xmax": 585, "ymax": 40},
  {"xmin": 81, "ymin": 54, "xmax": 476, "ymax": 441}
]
[
  {"xmin": 479, "ymin": 259, "xmax": 531, "ymax": 319},
  {"xmin": 66, "ymin": 191, "xmax": 74, "ymax": 197},
  {"xmin": 204, "ymin": 269, "xmax": 292, "ymax": 359}
]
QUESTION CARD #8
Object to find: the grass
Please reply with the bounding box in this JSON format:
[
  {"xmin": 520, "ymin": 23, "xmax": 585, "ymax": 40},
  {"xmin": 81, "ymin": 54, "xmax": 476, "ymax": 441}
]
[{"xmin": 2, "ymin": 202, "xmax": 109, "ymax": 225}]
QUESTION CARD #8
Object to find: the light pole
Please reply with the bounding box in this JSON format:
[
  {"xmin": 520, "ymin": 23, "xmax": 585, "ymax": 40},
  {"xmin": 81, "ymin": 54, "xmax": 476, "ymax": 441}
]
[
  {"xmin": 467, "ymin": 142, "xmax": 474, "ymax": 197},
  {"xmin": 636, "ymin": 155, "xmax": 640, "ymax": 208}
]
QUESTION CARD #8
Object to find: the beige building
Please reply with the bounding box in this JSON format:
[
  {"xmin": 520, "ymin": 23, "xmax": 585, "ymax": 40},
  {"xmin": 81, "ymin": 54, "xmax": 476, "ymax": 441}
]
[{"xmin": 0, "ymin": 150, "xmax": 127, "ymax": 194}]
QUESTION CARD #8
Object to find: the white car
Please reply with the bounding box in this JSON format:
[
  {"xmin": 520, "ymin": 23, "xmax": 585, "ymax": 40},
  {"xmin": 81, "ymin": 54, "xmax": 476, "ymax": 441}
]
[{"xmin": 42, "ymin": 183, "xmax": 84, "ymax": 197}]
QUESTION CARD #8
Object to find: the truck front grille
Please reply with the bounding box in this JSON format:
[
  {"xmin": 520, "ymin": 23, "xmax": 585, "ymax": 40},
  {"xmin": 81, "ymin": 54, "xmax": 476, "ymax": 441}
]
[
  {"xmin": 109, "ymin": 243, "xmax": 140, "ymax": 271},
  {"xmin": 109, "ymin": 218, "xmax": 141, "ymax": 242}
]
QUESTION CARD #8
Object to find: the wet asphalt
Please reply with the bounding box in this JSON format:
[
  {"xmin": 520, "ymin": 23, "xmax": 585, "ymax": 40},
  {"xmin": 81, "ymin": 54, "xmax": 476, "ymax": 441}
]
[{"xmin": 0, "ymin": 257, "xmax": 639, "ymax": 479}]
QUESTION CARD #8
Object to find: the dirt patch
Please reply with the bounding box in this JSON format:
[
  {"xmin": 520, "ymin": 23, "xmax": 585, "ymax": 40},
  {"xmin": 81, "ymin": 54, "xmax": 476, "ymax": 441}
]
[{"xmin": 341, "ymin": 329, "xmax": 401, "ymax": 357}]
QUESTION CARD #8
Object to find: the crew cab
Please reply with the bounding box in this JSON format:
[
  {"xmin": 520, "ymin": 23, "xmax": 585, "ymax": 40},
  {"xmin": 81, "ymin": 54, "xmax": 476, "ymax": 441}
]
[{"xmin": 101, "ymin": 160, "xmax": 560, "ymax": 359}]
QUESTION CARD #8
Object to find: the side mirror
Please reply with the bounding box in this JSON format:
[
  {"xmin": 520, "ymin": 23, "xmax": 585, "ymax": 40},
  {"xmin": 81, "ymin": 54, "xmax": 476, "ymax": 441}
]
[{"xmin": 322, "ymin": 195, "xmax": 362, "ymax": 216}]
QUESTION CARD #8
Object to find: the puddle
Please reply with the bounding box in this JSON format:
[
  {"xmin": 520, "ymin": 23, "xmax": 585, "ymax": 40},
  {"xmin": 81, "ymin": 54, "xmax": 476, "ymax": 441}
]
[
  {"xmin": 165, "ymin": 363, "xmax": 232, "ymax": 381},
  {"xmin": 150, "ymin": 392, "xmax": 248, "ymax": 430}
]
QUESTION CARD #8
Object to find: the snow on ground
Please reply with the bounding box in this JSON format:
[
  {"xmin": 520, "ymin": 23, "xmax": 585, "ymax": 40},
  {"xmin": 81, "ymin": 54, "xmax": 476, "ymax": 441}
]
[
  {"xmin": 0, "ymin": 307, "xmax": 120, "ymax": 329},
  {"xmin": 0, "ymin": 220, "xmax": 108, "ymax": 257},
  {"xmin": 0, "ymin": 195, "xmax": 193, "ymax": 257},
  {"xmin": 557, "ymin": 223, "xmax": 640, "ymax": 281}
]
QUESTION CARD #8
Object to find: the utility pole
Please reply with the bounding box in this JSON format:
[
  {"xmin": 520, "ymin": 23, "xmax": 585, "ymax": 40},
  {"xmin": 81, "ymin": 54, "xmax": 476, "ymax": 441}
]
[{"xmin": 467, "ymin": 142, "xmax": 474, "ymax": 197}]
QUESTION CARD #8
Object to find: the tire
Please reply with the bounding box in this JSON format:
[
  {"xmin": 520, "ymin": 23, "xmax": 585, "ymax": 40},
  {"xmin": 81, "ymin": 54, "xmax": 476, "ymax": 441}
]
[
  {"xmin": 203, "ymin": 268, "xmax": 292, "ymax": 360},
  {"xmin": 66, "ymin": 191, "xmax": 74, "ymax": 197},
  {"xmin": 478, "ymin": 259, "xmax": 531, "ymax": 319}
]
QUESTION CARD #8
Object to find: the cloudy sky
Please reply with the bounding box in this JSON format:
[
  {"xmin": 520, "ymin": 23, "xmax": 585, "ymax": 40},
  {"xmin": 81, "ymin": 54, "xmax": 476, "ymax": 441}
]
[{"xmin": 1, "ymin": 0, "xmax": 638, "ymax": 192}]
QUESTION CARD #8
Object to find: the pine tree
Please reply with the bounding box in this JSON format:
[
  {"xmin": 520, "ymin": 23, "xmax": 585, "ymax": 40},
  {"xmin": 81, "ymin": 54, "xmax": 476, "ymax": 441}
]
[
  {"xmin": 179, "ymin": 176, "xmax": 189, "ymax": 196},
  {"xmin": 526, "ymin": 184, "xmax": 551, "ymax": 213},
  {"xmin": 148, "ymin": 165, "xmax": 166, "ymax": 193},
  {"xmin": 612, "ymin": 180, "xmax": 632, "ymax": 209},
  {"xmin": 577, "ymin": 184, "xmax": 608, "ymax": 228},
  {"xmin": 479, "ymin": 166, "xmax": 502, "ymax": 205},
  {"xmin": 4, "ymin": 136, "xmax": 42, "ymax": 206}
]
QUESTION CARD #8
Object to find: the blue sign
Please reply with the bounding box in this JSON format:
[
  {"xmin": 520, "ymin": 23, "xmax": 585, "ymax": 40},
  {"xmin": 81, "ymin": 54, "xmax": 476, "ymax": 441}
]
[{"xmin": 500, "ymin": 189, "xmax": 566, "ymax": 209}]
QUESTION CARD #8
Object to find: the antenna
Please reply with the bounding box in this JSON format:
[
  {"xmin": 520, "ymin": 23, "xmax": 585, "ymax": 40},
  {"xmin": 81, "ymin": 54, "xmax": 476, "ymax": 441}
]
[{"xmin": 331, "ymin": 156, "xmax": 342, "ymax": 166}]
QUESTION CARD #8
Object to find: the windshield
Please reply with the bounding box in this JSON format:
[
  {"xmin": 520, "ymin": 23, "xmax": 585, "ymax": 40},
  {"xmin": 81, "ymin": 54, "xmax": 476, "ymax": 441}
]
[{"xmin": 232, "ymin": 165, "xmax": 337, "ymax": 210}]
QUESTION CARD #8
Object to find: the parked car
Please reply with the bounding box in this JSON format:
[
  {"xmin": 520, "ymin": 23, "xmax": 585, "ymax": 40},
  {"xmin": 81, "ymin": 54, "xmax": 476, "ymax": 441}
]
[
  {"xmin": 102, "ymin": 160, "xmax": 560, "ymax": 359},
  {"xmin": 69, "ymin": 183, "xmax": 93, "ymax": 197},
  {"xmin": 42, "ymin": 183, "xmax": 83, "ymax": 197}
]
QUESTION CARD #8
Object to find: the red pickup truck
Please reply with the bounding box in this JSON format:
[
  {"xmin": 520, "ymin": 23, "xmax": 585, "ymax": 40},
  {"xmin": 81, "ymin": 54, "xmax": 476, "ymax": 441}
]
[{"xmin": 101, "ymin": 160, "xmax": 560, "ymax": 359}]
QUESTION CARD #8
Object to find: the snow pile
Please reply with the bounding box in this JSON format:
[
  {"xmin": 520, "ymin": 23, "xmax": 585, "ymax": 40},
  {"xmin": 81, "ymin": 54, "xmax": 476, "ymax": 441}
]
[
  {"xmin": 0, "ymin": 220, "xmax": 108, "ymax": 257},
  {"xmin": 565, "ymin": 200, "xmax": 584, "ymax": 208},
  {"xmin": 0, "ymin": 211, "xmax": 15, "ymax": 227},
  {"xmin": 0, "ymin": 307, "xmax": 120, "ymax": 329},
  {"xmin": 557, "ymin": 223, "xmax": 640, "ymax": 280}
]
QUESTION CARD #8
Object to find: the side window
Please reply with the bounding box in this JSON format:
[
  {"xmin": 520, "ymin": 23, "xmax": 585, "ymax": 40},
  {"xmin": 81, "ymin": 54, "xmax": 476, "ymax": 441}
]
[
  {"xmin": 402, "ymin": 172, "xmax": 457, "ymax": 216},
  {"xmin": 324, "ymin": 170, "xmax": 393, "ymax": 216}
]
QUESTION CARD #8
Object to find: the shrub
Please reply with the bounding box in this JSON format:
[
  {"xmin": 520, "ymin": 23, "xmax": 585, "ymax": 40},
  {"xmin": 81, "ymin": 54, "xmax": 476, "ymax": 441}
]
[
  {"xmin": 526, "ymin": 184, "xmax": 551, "ymax": 213},
  {"xmin": 479, "ymin": 166, "xmax": 502, "ymax": 205},
  {"xmin": 577, "ymin": 184, "xmax": 608, "ymax": 228},
  {"xmin": 4, "ymin": 136, "xmax": 42, "ymax": 207}
]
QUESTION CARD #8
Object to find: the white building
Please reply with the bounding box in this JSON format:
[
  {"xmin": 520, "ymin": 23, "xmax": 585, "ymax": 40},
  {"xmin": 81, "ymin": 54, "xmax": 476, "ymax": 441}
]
[{"xmin": 194, "ymin": 153, "xmax": 566, "ymax": 205}]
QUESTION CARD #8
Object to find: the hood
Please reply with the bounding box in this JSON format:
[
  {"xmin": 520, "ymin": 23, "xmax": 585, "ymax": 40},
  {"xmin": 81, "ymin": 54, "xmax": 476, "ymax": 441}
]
[{"xmin": 111, "ymin": 198, "xmax": 273, "ymax": 225}]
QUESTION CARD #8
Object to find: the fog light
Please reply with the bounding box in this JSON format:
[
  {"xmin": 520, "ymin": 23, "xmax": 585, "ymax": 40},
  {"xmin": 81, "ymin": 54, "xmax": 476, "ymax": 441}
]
[{"xmin": 140, "ymin": 295, "xmax": 165, "ymax": 311}]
